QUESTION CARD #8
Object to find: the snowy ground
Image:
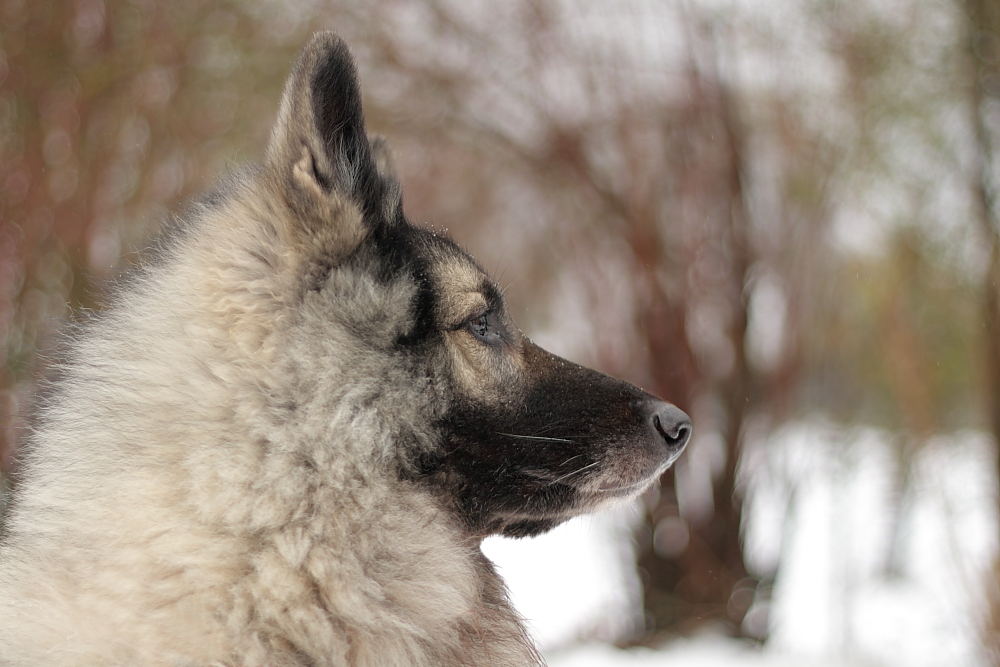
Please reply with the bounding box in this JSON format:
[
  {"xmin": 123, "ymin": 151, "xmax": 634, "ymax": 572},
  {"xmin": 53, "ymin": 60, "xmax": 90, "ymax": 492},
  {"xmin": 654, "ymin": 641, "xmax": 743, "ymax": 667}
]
[
  {"xmin": 546, "ymin": 637, "xmax": 857, "ymax": 667},
  {"xmin": 484, "ymin": 420, "xmax": 998, "ymax": 666}
]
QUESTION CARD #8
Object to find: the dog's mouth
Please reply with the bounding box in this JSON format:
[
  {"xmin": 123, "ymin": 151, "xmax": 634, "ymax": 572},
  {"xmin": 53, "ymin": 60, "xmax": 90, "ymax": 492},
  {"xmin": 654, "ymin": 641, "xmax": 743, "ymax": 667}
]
[
  {"xmin": 449, "ymin": 448, "xmax": 684, "ymax": 539},
  {"xmin": 522, "ymin": 457, "xmax": 668, "ymax": 504}
]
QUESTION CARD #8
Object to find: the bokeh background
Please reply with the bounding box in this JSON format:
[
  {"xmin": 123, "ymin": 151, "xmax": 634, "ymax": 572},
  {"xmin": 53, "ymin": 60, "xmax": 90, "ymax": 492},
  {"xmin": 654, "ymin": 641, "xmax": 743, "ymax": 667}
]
[{"xmin": 2, "ymin": 0, "xmax": 999, "ymax": 664}]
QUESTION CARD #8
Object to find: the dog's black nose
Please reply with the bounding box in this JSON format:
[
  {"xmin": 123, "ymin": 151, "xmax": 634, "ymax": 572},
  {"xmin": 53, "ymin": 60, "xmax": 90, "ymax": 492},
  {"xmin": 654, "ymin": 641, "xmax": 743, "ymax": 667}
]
[{"xmin": 650, "ymin": 403, "xmax": 692, "ymax": 453}]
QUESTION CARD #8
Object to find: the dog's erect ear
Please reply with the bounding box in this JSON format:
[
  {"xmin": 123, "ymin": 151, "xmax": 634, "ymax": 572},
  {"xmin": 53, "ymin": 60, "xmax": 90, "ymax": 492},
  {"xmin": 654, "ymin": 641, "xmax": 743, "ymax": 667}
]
[
  {"xmin": 369, "ymin": 134, "xmax": 398, "ymax": 179},
  {"xmin": 266, "ymin": 32, "xmax": 395, "ymax": 248}
]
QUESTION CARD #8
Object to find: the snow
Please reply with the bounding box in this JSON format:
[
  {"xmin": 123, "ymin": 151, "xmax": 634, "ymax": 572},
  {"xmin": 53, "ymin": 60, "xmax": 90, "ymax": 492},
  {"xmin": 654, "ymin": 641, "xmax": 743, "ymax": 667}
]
[
  {"xmin": 485, "ymin": 420, "xmax": 999, "ymax": 666},
  {"xmin": 547, "ymin": 636, "xmax": 856, "ymax": 667},
  {"xmin": 482, "ymin": 505, "xmax": 646, "ymax": 648}
]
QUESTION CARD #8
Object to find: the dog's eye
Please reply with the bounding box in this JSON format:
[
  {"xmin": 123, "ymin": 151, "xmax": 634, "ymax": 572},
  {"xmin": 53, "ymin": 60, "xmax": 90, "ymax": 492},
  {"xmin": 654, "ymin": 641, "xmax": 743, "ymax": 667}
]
[
  {"xmin": 467, "ymin": 311, "xmax": 503, "ymax": 344},
  {"xmin": 470, "ymin": 314, "xmax": 489, "ymax": 337}
]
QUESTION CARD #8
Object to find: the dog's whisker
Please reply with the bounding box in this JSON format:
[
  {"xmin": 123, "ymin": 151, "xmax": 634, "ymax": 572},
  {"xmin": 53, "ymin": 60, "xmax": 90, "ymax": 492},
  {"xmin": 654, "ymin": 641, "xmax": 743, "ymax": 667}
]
[
  {"xmin": 495, "ymin": 432, "xmax": 576, "ymax": 444},
  {"xmin": 531, "ymin": 420, "xmax": 573, "ymax": 433},
  {"xmin": 548, "ymin": 461, "xmax": 601, "ymax": 485}
]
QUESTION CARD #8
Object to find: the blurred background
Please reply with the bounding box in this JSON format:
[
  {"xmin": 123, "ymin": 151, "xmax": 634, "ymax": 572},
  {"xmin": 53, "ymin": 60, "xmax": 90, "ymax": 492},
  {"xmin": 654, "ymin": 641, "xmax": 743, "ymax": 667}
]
[{"xmin": 1, "ymin": 0, "xmax": 999, "ymax": 664}]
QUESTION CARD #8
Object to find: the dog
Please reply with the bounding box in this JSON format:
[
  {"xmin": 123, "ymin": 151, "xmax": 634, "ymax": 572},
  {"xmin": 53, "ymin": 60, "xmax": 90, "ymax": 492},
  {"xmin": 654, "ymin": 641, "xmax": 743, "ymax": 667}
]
[{"xmin": 0, "ymin": 33, "xmax": 690, "ymax": 667}]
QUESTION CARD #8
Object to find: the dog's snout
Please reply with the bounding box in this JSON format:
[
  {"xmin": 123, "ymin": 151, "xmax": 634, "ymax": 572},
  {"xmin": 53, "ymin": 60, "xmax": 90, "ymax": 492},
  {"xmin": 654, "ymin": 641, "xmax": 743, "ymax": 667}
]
[{"xmin": 650, "ymin": 403, "xmax": 692, "ymax": 453}]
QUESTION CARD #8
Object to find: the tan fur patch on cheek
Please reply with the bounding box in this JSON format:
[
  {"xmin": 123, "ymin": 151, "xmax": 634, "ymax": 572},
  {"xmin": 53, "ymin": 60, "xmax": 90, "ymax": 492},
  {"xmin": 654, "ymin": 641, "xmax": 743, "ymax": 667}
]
[{"xmin": 444, "ymin": 331, "xmax": 525, "ymax": 402}]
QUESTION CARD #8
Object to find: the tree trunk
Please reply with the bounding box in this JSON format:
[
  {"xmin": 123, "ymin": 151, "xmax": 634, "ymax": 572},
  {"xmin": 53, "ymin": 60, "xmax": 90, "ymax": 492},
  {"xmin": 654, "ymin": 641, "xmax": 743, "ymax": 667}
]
[{"xmin": 966, "ymin": 0, "xmax": 1000, "ymax": 513}]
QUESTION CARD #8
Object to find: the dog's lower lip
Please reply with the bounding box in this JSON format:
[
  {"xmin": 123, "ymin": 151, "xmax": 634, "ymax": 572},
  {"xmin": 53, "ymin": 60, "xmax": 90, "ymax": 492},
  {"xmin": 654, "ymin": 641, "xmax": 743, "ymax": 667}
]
[
  {"xmin": 597, "ymin": 461, "xmax": 674, "ymax": 493},
  {"xmin": 597, "ymin": 480, "xmax": 649, "ymax": 493}
]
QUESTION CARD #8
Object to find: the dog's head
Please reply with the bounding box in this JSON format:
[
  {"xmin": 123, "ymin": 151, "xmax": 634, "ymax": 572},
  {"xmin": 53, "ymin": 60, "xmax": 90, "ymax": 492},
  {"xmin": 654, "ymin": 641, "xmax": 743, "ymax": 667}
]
[{"xmin": 258, "ymin": 33, "xmax": 690, "ymax": 538}]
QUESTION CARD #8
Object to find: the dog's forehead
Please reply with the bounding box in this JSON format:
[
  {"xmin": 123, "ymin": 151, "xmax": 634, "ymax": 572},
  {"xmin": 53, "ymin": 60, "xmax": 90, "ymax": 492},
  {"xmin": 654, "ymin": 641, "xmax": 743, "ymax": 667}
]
[{"xmin": 414, "ymin": 230, "xmax": 495, "ymax": 322}]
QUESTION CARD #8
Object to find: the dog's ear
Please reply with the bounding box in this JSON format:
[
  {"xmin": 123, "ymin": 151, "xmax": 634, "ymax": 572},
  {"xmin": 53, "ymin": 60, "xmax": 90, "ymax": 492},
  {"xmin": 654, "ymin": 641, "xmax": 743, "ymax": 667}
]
[
  {"xmin": 266, "ymin": 32, "xmax": 396, "ymax": 253},
  {"xmin": 369, "ymin": 134, "xmax": 398, "ymax": 180}
]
